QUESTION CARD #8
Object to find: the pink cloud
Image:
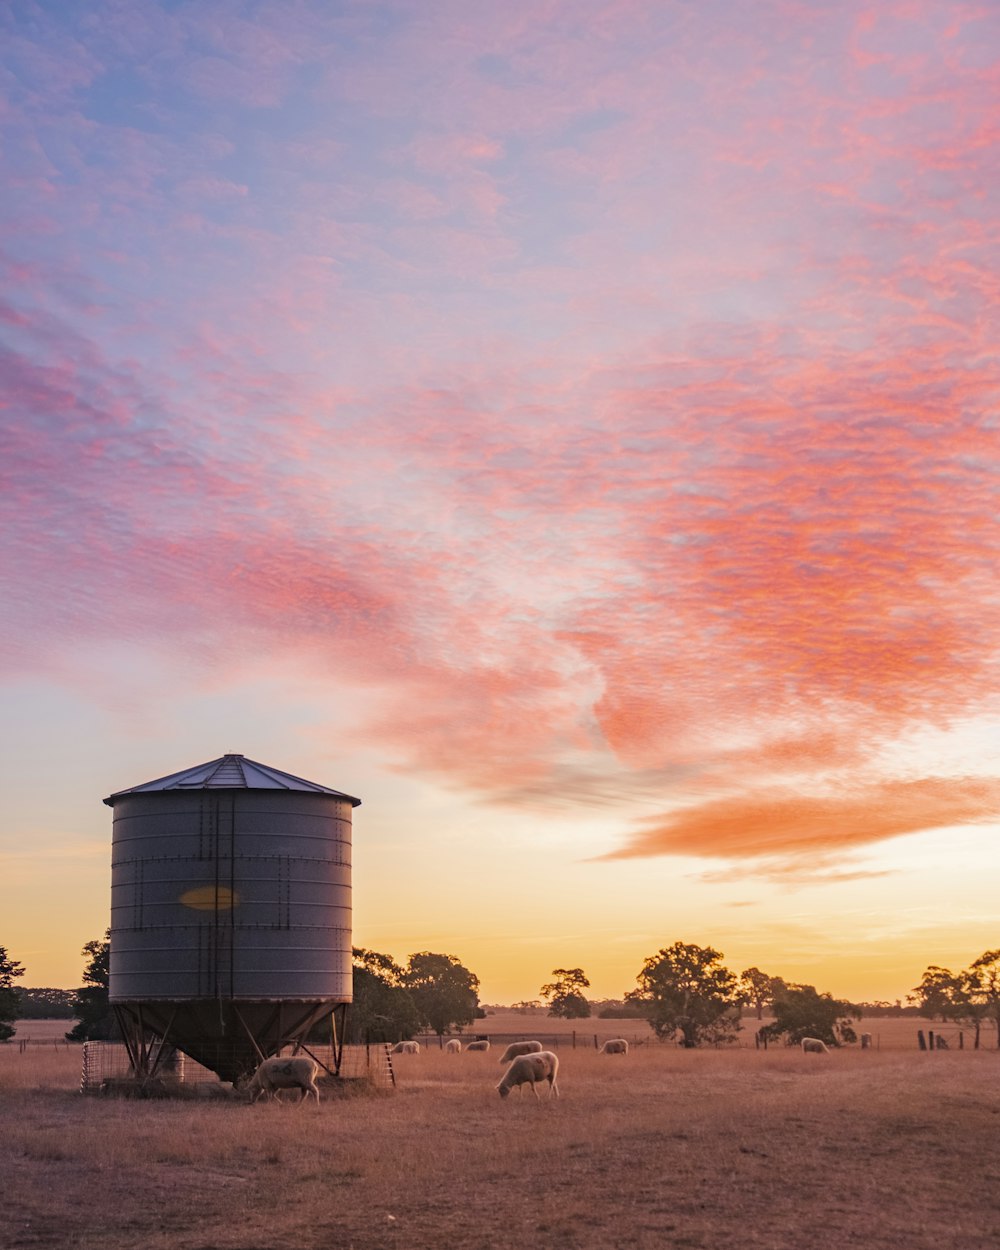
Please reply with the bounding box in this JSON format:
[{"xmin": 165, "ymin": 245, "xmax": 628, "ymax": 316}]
[{"xmin": 2, "ymin": 0, "xmax": 998, "ymax": 870}]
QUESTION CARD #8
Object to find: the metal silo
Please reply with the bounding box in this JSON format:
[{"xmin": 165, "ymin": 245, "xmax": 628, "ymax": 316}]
[{"xmin": 105, "ymin": 753, "xmax": 360, "ymax": 1084}]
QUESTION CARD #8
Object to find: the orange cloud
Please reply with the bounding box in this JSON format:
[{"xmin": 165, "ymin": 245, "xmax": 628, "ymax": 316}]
[{"xmin": 602, "ymin": 777, "xmax": 1000, "ymax": 863}]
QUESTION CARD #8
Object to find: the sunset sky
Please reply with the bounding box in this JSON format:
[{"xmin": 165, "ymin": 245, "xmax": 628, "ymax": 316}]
[{"xmin": 3, "ymin": 1, "xmax": 999, "ymax": 1008}]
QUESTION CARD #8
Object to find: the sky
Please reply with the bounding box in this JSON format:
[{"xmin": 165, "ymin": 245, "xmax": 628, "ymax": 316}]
[{"xmin": 2, "ymin": 0, "xmax": 999, "ymax": 1008}]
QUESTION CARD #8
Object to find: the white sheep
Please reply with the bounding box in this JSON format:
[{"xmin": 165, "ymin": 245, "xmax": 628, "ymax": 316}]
[
  {"xmin": 245, "ymin": 1056, "xmax": 320, "ymax": 1105},
  {"xmin": 599, "ymin": 1038, "xmax": 629, "ymax": 1055},
  {"xmin": 498, "ymin": 1040, "xmax": 543, "ymax": 1064},
  {"xmin": 497, "ymin": 1050, "xmax": 559, "ymax": 1100},
  {"xmin": 445, "ymin": 1039, "xmax": 462, "ymax": 1054},
  {"xmin": 391, "ymin": 1040, "xmax": 421, "ymax": 1054},
  {"xmin": 801, "ymin": 1037, "xmax": 830, "ymax": 1054},
  {"xmin": 465, "ymin": 1039, "xmax": 490, "ymax": 1052}
]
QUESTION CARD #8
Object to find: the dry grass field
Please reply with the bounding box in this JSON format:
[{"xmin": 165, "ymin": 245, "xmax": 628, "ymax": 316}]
[{"xmin": 3, "ymin": 1017, "xmax": 999, "ymax": 1250}]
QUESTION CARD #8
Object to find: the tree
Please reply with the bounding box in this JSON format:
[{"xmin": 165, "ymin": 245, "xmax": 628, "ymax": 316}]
[
  {"xmin": 345, "ymin": 948, "xmax": 422, "ymax": 1044},
  {"xmin": 540, "ymin": 968, "xmax": 592, "ymax": 1019},
  {"xmin": 966, "ymin": 951, "xmax": 1000, "ymax": 1049},
  {"xmin": 0, "ymin": 946, "xmax": 26, "ymax": 1042},
  {"xmin": 66, "ymin": 931, "xmax": 118, "ymax": 1042},
  {"xmin": 911, "ymin": 963, "xmax": 989, "ymax": 1048},
  {"xmin": 739, "ymin": 967, "xmax": 786, "ymax": 1020},
  {"xmin": 763, "ymin": 983, "xmax": 861, "ymax": 1047},
  {"xmin": 403, "ymin": 952, "xmax": 480, "ymax": 1036},
  {"xmin": 911, "ymin": 965, "xmax": 967, "ymax": 1021},
  {"xmin": 626, "ymin": 941, "xmax": 741, "ymax": 1048}
]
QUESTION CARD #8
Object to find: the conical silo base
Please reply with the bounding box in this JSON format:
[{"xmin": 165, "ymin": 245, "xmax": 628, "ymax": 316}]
[{"xmin": 113, "ymin": 1000, "xmax": 346, "ymax": 1084}]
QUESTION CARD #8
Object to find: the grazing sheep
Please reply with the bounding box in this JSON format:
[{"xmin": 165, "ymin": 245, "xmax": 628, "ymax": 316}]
[
  {"xmin": 497, "ymin": 1050, "xmax": 559, "ymax": 1100},
  {"xmin": 391, "ymin": 1040, "xmax": 421, "ymax": 1054},
  {"xmin": 465, "ymin": 1039, "xmax": 490, "ymax": 1052},
  {"xmin": 245, "ymin": 1056, "xmax": 320, "ymax": 1105},
  {"xmin": 801, "ymin": 1037, "xmax": 830, "ymax": 1054},
  {"xmin": 498, "ymin": 1040, "xmax": 543, "ymax": 1064},
  {"xmin": 600, "ymin": 1039, "xmax": 629, "ymax": 1055},
  {"xmin": 445, "ymin": 1039, "xmax": 462, "ymax": 1054}
]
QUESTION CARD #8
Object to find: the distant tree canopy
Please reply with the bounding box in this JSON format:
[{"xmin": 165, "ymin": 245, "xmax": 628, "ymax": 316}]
[
  {"xmin": 66, "ymin": 931, "xmax": 118, "ymax": 1042},
  {"xmin": 627, "ymin": 941, "xmax": 741, "ymax": 1048},
  {"xmin": 911, "ymin": 950, "xmax": 1000, "ymax": 1049},
  {"xmin": 594, "ymin": 999, "xmax": 649, "ymax": 1019},
  {"xmin": 0, "ymin": 946, "xmax": 26, "ymax": 1042},
  {"xmin": 345, "ymin": 948, "xmax": 422, "ymax": 1044},
  {"xmin": 16, "ymin": 988, "xmax": 75, "ymax": 1019},
  {"xmin": 762, "ymin": 983, "xmax": 861, "ymax": 1047},
  {"xmin": 540, "ymin": 968, "xmax": 592, "ymax": 1019},
  {"xmin": 853, "ymin": 1001, "xmax": 916, "ymax": 1018},
  {"xmin": 403, "ymin": 951, "xmax": 480, "ymax": 1036}
]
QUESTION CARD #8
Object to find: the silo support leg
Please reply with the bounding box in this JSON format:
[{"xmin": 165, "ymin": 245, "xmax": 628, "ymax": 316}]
[
  {"xmin": 115, "ymin": 1006, "xmax": 144, "ymax": 1075},
  {"xmin": 115, "ymin": 1004, "xmax": 174, "ymax": 1083},
  {"xmin": 231, "ymin": 1004, "xmax": 268, "ymax": 1065},
  {"xmin": 294, "ymin": 1006, "xmax": 346, "ymax": 1078},
  {"xmin": 298, "ymin": 1043, "xmax": 336, "ymax": 1079},
  {"xmin": 333, "ymin": 1003, "xmax": 347, "ymax": 1074},
  {"xmin": 148, "ymin": 1007, "xmax": 179, "ymax": 1078}
]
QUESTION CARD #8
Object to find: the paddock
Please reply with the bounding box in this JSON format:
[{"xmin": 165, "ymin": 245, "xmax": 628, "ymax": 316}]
[{"xmin": 2, "ymin": 1018, "xmax": 996, "ymax": 1250}]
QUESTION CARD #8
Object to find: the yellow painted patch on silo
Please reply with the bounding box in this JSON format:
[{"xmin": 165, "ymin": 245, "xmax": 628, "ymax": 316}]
[{"xmin": 179, "ymin": 885, "xmax": 239, "ymax": 911}]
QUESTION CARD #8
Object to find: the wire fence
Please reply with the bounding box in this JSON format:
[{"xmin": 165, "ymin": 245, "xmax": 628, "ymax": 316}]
[
  {"xmin": 15, "ymin": 1037, "xmax": 77, "ymax": 1053},
  {"xmin": 414, "ymin": 1030, "xmax": 653, "ymax": 1051}
]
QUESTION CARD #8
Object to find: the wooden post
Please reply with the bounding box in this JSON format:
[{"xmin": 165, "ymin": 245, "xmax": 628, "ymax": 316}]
[
  {"xmin": 917, "ymin": 1030, "xmax": 927, "ymax": 1050},
  {"xmin": 929, "ymin": 1030, "xmax": 935, "ymax": 1051}
]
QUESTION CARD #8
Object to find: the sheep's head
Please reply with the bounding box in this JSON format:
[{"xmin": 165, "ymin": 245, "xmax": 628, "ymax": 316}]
[
  {"xmin": 497, "ymin": 1084, "xmax": 511, "ymax": 1100},
  {"xmin": 234, "ymin": 1067, "xmax": 260, "ymax": 1093}
]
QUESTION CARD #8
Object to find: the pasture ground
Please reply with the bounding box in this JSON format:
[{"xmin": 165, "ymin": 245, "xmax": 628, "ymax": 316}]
[{"xmin": 3, "ymin": 1016, "xmax": 999, "ymax": 1250}]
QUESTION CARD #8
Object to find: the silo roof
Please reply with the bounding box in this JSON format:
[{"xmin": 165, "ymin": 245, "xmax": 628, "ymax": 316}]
[{"xmin": 103, "ymin": 753, "xmax": 361, "ymax": 806}]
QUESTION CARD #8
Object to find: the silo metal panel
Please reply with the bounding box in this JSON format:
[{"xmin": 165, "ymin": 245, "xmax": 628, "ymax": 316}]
[{"xmin": 109, "ymin": 788, "xmax": 354, "ymax": 1003}]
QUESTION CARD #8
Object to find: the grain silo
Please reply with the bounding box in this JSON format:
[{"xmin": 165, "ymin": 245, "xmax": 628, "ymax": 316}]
[{"xmin": 104, "ymin": 753, "xmax": 360, "ymax": 1084}]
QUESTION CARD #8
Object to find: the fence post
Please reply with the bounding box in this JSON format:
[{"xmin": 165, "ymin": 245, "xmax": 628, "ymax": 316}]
[{"xmin": 917, "ymin": 1030, "xmax": 927, "ymax": 1051}]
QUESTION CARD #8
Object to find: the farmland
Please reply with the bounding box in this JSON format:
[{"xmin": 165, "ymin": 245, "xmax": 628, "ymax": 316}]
[{"xmin": 3, "ymin": 1016, "xmax": 1000, "ymax": 1250}]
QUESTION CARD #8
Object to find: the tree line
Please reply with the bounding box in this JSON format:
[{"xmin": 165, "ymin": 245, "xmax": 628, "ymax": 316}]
[
  {"xmin": 911, "ymin": 950, "xmax": 1000, "ymax": 1049},
  {"xmin": 0, "ymin": 937, "xmax": 484, "ymax": 1046},
  {"xmin": 3, "ymin": 936, "xmax": 1000, "ymax": 1049}
]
